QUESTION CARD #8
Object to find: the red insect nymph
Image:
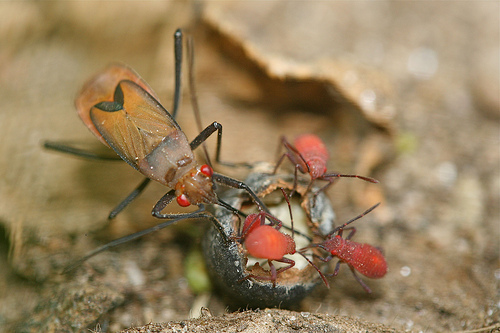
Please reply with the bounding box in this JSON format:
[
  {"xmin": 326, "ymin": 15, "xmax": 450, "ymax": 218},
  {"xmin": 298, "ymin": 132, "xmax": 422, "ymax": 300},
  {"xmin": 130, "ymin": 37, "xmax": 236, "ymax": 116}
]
[{"xmin": 299, "ymin": 203, "xmax": 387, "ymax": 293}]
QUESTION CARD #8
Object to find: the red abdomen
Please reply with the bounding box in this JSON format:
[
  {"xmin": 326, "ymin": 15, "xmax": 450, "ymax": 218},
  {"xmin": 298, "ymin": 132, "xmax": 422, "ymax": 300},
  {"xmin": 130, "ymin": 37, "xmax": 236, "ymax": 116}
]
[
  {"xmin": 294, "ymin": 134, "xmax": 328, "ymax": 179},
  {"xmin": 337, "ymin": 241, "xmax": 387, "ymax": 279},
  {"xmin": 245, "ymin": 226, "xmax": 295, "ymax": 260}
]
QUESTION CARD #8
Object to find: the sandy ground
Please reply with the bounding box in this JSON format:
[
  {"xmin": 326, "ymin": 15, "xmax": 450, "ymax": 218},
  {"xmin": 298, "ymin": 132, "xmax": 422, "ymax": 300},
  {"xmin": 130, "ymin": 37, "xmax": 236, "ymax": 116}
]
[{"xmin": 0, "ymin": 2, "xmax": 498, "ymax": 332}]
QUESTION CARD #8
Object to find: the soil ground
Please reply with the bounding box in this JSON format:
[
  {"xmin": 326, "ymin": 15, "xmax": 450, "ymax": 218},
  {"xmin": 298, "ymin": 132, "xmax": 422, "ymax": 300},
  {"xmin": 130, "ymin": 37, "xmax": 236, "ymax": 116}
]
[{"xmin": 0, "ymin": 2, "xmax": 498, "ymax": 332}]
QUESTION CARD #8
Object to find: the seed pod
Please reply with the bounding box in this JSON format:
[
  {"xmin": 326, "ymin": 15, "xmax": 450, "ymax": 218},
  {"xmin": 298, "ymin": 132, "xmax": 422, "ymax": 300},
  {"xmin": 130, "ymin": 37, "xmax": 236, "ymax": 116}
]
[{"xmin": 202, "ymin": 170, "xmax": 335, "ymax": 308}]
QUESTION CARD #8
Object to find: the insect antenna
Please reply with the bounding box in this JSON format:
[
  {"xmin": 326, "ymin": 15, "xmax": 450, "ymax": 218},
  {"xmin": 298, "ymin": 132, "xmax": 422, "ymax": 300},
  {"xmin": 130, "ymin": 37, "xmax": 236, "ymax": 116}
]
[
  {"xmin": 185, "ymin": 31, "xmax": 260, "ymax": 218},
  {"xmin": 186, "ymin": 40, "xmax": 240, "ymax": 217},
  {"xmin": 327, "ymin": 202, "xmax": 380, "ymax": 237},
  {"xmin": 186, "ymin": 32, "xmax": 213, "ymax": 168},
  {"xmin": 171, "ymin": 28, "xmax": 183, "ymax": 119},
  {"xmin": 280, "ymin": 187, "xmax": 295, "ymax": 238}
]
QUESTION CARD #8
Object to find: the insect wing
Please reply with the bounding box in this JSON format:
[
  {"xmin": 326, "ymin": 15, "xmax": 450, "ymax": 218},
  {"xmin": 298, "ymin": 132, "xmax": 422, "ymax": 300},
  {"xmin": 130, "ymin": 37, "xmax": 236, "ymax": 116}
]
[
  {"xmin": 89, "ymin": 80, "xmax": 185, "ymax": 174},
  {"xmin": 76, "ymin": 64, "xmax": 159, "ymax": 146}
]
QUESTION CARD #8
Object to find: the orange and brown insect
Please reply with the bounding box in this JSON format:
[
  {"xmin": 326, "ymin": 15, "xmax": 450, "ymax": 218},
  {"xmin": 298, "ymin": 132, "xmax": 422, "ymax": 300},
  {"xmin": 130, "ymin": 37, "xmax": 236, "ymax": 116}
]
[
  {"xmin": 46, "ymin": 30, "xmax": 269, "ymax": 270},
  {"xmin": 77, "ymin": 63, "xmax": 220, "ymax": 208}
]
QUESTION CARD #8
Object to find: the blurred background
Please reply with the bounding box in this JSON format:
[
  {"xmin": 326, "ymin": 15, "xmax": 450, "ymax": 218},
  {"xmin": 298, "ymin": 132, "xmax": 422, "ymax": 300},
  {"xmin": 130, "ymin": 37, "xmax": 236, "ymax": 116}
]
[{"xmin": 0, "ymin": 2, "xmax": 498, "ymax": 332}]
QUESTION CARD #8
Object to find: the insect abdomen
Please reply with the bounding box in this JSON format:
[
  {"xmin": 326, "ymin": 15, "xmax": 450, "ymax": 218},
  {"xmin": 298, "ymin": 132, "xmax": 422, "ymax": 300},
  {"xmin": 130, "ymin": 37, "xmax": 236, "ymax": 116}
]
[
  {"xmin": 294, "ymin": 134, "xmax": 328, "ymax": 178},
  {"xmin": 339, "ymin": 241, "xmax": 387, "ymax": 279},
  {"xmin": 245, "ymin": 226, "xmax": 293, "ymax": 260},
  {"xmin": 139, "ymin": 130, "xmax": 196, "ymax": 186}
]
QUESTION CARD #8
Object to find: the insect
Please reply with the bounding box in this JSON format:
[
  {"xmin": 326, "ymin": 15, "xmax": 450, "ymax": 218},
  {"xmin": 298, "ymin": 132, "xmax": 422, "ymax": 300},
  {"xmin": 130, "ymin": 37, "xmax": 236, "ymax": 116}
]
[
  {"xmin": 45, "ymin": 29, "xmax": 270, "ymax": 270},
  {"xmin": 299, "ymin": 202, "xmax": 387, "ymax": 293},
  {"xmin": 274, "ymin": 134, "xmax": 379, "ymax": 196},
  {"xmin": 238, "ymin": 188, "xmax": 297, "ymax": 287}
]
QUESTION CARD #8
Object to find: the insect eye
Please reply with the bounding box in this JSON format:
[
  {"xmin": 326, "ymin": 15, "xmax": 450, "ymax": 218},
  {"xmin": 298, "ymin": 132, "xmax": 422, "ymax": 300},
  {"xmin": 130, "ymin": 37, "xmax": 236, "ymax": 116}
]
[
  {"xmin": 200, "ymin": 164, "xmax": 213, "ymax": 177},
  {"xmin": 176, "ymin": 194, "xmax": 191, "ymax": 207}
]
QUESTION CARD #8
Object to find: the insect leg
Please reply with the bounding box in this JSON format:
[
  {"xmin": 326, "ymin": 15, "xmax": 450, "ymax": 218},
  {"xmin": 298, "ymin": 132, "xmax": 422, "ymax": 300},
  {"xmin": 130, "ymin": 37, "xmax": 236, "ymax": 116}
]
[
  {"xmin": 298, "ymin": 244, "xmax": 333, "ymax": 262},
  {"xmin": 284, "ymin": 137, "xmax": 310, "ymax": 174},
  {"xmin": 297, "ymin": 251, "xmax": 330, "ymax": 288},
  {"xmin": 239, "ymin": 213, "xmax": 265, "ymax": 239},
  {"xmin": 307, "ymin": 176, "xmax": 338, "ymax": 206},
  {"xmin": 263, "ymin": 214, "xmax": 283, "ymax": 229},
  {"xmin": 273, "ymin": 137, "xmax": 311, "ymax": 196},
  {"xmin": 316, "ymin": 260, "xmax": 344, "ymax": 281},
  {"xmin": 63, "ymin": 206, "xmax": 208, "ymax": 273},
  {"xmin": 272, "ymin": 153, "xmax": 287, "ymax": 175},
  {"xmin": 215, "ymin": 198, "xmax": 245, "ymax": 218},
  {"xmin": 272, "ymin": 136, "xmax": 291, "ymax": 174},
  {"xmin": 238, "ymin": 260, "xmax": 279, "ymax": 287},
  {"xmin": 315, "ymin": 175, "xmax": 338, "ymax": 193},
  {"xmin": 188, "ymin": 121, "xmax": 253, "ymax": 168},
  {"xmin": 108, "ymin": 178, "xmax": 151, "ymax": 219},
  {"xmin": 45, "ymin": 141, "xmax": 153, "ymax": 219},
  {"xmin": 343, "ymin": 227, "xmax": 357, "ymax": 240},
  {"xmin": 215, "ymin": 198, "xmax": 244, "ymax": 240},
  {"xmin": 43, "ymin": 141, "xmax": 122, "ymax": 161},
  {"xmin": 212, "ymin": 173, "xmax": 270, "ymax": 214},
  {"xmin": 291, "ymin": 165, "xmax": 303, "ymax": 197},
  {"xmin": 152, "ymin": 193, "xmax": 231, "ymax": 244},
  {"xmin": 275, "ymin": 257, "xmax": 295, "ymax": 275},
  {"xmin": 269, "ymin": 260, "xmax": 278, "ymax": 287},
  {"xmin": 332, "ymin": 260, "xmax": 342, "ymax": 276},
  {"xmin": 322, "ymin": 261, "xmax": 341, "ymax": 278},
  {"xmin": 313, "ymin": 253, "xmax": 334, "ymax": 263},
  {"xmin": 152, "ymin": 190, "xmax": 188, "ymax": 219},
  {"xmin": 274, "ymin": 137, "xmax": 309, "ymax": 173},
  {"xmin": 188, "ymin": 121, "xmax": 220, "ymax": 151},
  {"xmin": 348, "ymin": 265, "xmax": 372, "ymax": 293}
]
